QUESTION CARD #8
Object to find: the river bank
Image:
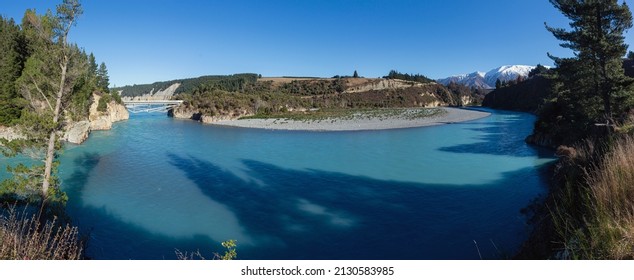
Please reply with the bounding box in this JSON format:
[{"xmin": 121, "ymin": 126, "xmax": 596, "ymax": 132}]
[{"xmin": 210, "ymin": 107, "xmax": 490, "ymax": 131}]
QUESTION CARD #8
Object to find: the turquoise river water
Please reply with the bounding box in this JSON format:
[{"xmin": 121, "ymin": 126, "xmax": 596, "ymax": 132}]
[{"xmin": 0, "ymin": 108, "xmax": 554, "ymax": 259}]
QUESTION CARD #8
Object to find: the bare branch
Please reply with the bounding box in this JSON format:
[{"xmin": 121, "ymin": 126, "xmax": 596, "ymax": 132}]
[{"xmin": 28, "ymin": 74, "xmax": 54, "ymax": 112}]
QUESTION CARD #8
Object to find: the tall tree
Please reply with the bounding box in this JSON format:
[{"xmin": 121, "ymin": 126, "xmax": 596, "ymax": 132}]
[
  {"xmin": 96, "ymin": 62, "xmax": 109, "ymax": 91},
  {"xmin": 547, "ymin": 0, "xmax": 633, "ymax": 124},
  {"xmin": 16, "ymin": 0, "xmax": 83, "ymax": 199}
]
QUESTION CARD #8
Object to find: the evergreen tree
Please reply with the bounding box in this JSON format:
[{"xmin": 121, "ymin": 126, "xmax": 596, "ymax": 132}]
[
  {"xmin": 628, "ymin": 51, "xmax": 634, "ymax": 60},
  {"xmin": 96, "ymin": 62, "xmax": 109, "ymax": 91},
  {"xmin": 547, "ymin": 0, "xmax": 633, "ymax": 124},
  {"xmin": 0, "ymin": 16, "xmax": 27, "ymax": 125},
  {"xmin": 495, "ymin": 78, "xmax": 502, "ymax": 89},
  {"xmin": 528, "ymin": 64, "xmax": 549, "ymax": 77},
  {"xmin": 353, "ymin": 70, "xmax": 359, "ymax": 78}
]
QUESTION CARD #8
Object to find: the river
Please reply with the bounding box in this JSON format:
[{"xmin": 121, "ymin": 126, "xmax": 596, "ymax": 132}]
[{"xmin": 1, "ymin": 108, "xmax": 554, "ymax": 259}]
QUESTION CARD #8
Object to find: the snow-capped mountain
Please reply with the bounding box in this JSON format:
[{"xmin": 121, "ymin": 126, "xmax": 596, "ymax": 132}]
[
  {"xmin": 438, "ymin": 65, "xmax": 540, "ymax": 89},
  {"xmin": 437, "ymin": 71, "xmax": 491, "ymax": 89},
  {"xmin": 483, "ymin": 65, "xmax": 535, "ymax": 87}
]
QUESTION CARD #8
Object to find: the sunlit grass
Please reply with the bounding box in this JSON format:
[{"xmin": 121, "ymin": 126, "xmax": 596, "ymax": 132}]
[{"xmin": 553, "ymin": 135, "xmax": 634, "ymax": 259}]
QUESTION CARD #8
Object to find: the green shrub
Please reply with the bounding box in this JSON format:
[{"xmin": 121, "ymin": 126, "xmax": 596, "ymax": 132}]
[{"xmin": 97, "ymin": 94, "xmax": 111, "ymax": 112}]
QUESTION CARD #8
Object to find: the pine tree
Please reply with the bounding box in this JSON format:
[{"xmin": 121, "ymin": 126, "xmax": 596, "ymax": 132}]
[
  {"xmin": 96, "ymin": 62, "xmax": 109, "ymax": 91},
  {"xmin": 547, "ymin": 0, "xmax": 633, "ymax": 124},
  {"xmin": 353, "ymin": 70, "xmax": 359, "ymax": 78}
]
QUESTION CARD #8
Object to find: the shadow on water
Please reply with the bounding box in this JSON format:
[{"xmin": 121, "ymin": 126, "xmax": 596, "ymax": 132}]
[
  {"xmin": 164, "ymin": 153, "xmax": 550, "ymax": 260},
  {"xmin": 60, "ymin": 110, "xmax": 555, "ymax": 260},
  {"xmin": 64, "ymin": 152, "xmax": 220, "ymax": 260},
  {"xmin": 439, "ymin": 112, "xmax": 554, "ymax": 158}
]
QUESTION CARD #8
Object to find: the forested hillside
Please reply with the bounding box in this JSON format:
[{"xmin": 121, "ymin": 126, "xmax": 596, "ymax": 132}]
[{"xmin": 116, "ymin": 74, "xmax": 260, "ymax": 97}]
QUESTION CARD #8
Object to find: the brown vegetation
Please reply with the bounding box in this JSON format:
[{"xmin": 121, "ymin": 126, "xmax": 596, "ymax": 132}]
[{"xmin": 0, "ymin": 207, "xmax": 83, "ymax": 260}]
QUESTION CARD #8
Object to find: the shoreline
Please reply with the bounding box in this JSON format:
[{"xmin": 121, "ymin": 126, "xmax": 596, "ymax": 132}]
[{"xmin": 210, "ymin": 107, "xmax": 491, "ymax": 131}]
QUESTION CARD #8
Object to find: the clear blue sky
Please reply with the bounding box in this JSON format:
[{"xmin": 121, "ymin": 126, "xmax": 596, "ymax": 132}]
[{"xmin": 2, "ymin": 0, "xmax": 633, "ymax": 86}]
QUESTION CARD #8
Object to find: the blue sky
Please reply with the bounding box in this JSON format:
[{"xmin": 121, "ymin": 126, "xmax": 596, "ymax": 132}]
[{"xmin": 3, "ymin": 0, "xmax": 633, "ymax": 86}]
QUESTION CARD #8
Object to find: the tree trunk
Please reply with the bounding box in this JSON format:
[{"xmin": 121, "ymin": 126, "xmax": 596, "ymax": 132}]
[
  {"xmin": 595, "ymin": 4, "xmax": 612, "ymax": 122},
  {"xmin": 41, "ymin": 61, "xmax": 67, "ymax": 198}
]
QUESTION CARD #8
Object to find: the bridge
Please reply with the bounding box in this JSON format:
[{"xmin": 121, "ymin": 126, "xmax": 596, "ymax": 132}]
[{"xmin": 123, "ymin": 100, "xmax": 184, "ymax": 113}]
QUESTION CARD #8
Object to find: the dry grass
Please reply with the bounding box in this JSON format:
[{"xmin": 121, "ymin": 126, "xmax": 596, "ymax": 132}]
[
  {"xmin": 0, "ymin": 207, "xmax": 83, "ymax": 260},
  {"xmin": 554, "ymin": 135, "xmax": 634, "ymax": 259}
]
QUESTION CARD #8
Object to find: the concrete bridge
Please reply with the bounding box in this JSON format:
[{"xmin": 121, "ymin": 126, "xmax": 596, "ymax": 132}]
[{"xmin": 123, "ymin": 100, "xmax": 183, "ymax": 113}]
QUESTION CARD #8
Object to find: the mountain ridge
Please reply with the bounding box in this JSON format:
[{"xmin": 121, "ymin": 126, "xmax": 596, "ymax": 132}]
[{"xmin": 437, "ymin": 65, "xmax": 543, "ymax": 89}]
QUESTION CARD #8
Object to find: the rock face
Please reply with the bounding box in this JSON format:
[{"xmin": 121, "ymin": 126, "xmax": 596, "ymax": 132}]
[
  {"xmin": 121, "ymin": 83, "xmax": 181, "ymax": 101},
  {"xmin": 89, "ymin": 94, "xmax": 130, "ymax": 131},
  {"xmin": 0, "ymin": 126, "xmax": 26, "ymax": 143},
  {"xmin": 63, "ymin": 121, "xmax": 91, "ymax": 144},
  {"xmin": 60, "ymin": 93, "xmax": 129, "ymax": 144},
  {"xmin": 169, "ymin": 106, "xmax": 253, "ymax": 124},
  {"xmin": 344, "ymin": 79, "xmax": 432, "ymax": 93}
]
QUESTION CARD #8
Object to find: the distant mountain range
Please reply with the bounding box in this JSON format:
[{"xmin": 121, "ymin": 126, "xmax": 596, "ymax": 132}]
[{"xmin": 437, "ymin": 65, "xmax": 541, "ymax": 89}]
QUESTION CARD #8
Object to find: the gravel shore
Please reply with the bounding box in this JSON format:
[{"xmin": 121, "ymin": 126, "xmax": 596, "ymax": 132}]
[{"xmin": 212, "ymin": 107, "xmax": 491, "ymax": 131}]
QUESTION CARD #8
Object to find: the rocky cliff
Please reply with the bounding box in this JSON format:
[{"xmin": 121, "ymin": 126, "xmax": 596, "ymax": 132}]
[
  {"xmin": 62, "ymin": 93, "xmax": 129, "ymax": 144},
  {"xmin": 63, "ymin": 121, "xmax": 91, "ymax": 144},
  {"xmin": 344, "ymin": 78, "xmax": 431, "ymax": 93},
  {"xmin": 121, "ymin": 83, "xmax": 181, "ymax": 101},
  {"xmin": 89, "ymin": 94, "xmax": 130, "ymax": 131},
  {"xmin": 169, "ymin": 106, "xmax": 254, "ymax": 124},
  {"xmin": 0, "ymin": 126, "xmax": 26, "ymax": 143}
]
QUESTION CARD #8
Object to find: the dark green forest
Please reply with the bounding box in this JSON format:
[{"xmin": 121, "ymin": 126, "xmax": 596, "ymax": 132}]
[{"xmin": 115, "ymin": 74, "xmax": 260, "ymax": 97}]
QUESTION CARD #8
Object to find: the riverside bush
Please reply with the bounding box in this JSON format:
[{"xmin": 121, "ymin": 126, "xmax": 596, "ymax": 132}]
[
  {"xmin": 552, "ymin": 135, "xmax": 634, "ymax": 259},
  {"xmin": 0, "ymin": 207, "xmax": 83, "ymax": 260}
]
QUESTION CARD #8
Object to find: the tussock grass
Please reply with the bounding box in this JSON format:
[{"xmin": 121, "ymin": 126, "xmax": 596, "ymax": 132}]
[
  {"xmin": 0, "ymin": 207, "xmax": 83, "ymax": 260},
  {"xmin": 553, "ymin": 135, "xmax": 634, "ymax": 259}
]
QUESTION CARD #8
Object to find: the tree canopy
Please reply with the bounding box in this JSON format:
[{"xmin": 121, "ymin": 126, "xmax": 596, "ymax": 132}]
[
  {"xmin": 531, "ymin": 0, "xmax": 634, "ymax": 146},
  {"xmin": 546, "ymin": 0, "xmax": 633, "ymax": 123}
]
